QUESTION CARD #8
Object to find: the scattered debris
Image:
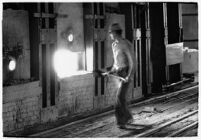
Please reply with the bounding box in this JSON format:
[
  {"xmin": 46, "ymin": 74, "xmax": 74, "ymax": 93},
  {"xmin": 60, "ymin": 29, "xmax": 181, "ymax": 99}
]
[{"xmin": 142, "ymin": 107, "xmax": 163, "ymax": 113}]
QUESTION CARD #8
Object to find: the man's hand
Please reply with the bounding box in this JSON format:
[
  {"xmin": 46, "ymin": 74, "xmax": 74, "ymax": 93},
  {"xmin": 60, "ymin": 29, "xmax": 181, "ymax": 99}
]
[
  {"xmin": 93, "ymin": 71, "xmax": 102, "ymax": 77},
  {"xmin": 124, "ymin": 76, "xmax": 130, "ymax": 83},
  {"xmin": 102, "ymin": 72, "xmax": 110, "ymax": 76}
]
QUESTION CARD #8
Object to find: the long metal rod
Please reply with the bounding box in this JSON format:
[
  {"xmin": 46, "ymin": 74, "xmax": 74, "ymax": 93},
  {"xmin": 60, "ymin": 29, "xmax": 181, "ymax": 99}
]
[
  {"xmin": 135, "ymin": 110, "xmax": 198, "ymax": 137},
  {"xmin": 166, "ymin": 121, "xmax": 198, "ymax": 137},
  {"xmin": 165, "ymin": 78, "xmax": 191, "ymax": 88},
  {"xmin": 102, "ymin": 72, "xmax": 126, "ymax": 82}
]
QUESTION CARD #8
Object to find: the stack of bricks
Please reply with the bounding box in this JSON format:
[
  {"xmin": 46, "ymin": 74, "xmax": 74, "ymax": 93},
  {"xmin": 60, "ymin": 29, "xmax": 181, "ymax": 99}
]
[
  {"xmin": 104, "ymin": 76, "xmax": 119, "ymax": 107},
  {"xmin": 58, "ymin": 73, "xmax": 95, "ymax": 117},
  {"xmin": 58, "ymin": 73, "xmax": 129, "ymax": 118},
  {"xmin": 3, "ymin": 81, "xmax": 41, "ymax": 133},
  {"xmin": 3, "ymin": 74, "xmax": 135, "ymax": 133}
]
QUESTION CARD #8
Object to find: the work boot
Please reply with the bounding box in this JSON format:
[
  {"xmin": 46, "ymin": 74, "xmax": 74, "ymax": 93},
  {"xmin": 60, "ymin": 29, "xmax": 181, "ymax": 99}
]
[
  {"xmin": 126, "ymin": 118, "xmax": 134, "ymax": 124},
  {"xmin": 117, "ymin": 124, "xmax": 126, "ymax": 129}
]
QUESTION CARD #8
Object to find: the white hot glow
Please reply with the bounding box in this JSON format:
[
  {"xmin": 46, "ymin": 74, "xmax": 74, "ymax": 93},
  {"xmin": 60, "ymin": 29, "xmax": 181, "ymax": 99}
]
[
  {"xmin": 8, "ymin": 59, "xmax": 16, "ymax": 71},
  {"xmin": 86, "ymin": 48, "xmax": 93, "ymax": 71},
  {"xmin": 53, "ymin": 49, "xmax": 78, "ymax": 78}
]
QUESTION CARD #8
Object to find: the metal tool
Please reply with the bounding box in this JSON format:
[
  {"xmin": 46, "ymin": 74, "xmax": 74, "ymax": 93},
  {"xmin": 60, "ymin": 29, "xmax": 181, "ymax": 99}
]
[{"xmin": 102, "ymin": 72, "xmax": 126, "ymax": 82}]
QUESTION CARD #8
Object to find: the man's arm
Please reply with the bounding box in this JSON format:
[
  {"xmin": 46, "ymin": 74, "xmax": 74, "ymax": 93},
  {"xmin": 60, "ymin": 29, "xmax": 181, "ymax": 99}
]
[{"xmin": 125, "ymin": 47, "xmax": 133, "ymax": 80}]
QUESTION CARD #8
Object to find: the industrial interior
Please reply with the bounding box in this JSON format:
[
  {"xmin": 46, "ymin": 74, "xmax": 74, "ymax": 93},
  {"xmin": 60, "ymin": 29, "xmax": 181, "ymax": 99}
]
[{"xmin": 2, "ymin": 2, "xmax": 199, "ymax": 137}]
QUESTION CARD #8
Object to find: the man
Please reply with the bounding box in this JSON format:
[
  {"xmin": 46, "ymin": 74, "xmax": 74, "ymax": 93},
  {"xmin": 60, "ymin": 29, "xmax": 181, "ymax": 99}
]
[{"xmin": 106, "ymin": 23, "xmax": 134, "ymax": 129}]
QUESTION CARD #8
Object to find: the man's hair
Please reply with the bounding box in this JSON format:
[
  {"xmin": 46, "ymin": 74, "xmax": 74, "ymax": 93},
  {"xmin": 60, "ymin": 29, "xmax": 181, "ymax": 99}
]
[{"xmin": 113, "ymin": 29, "xmax": 122, "ymax": 36}]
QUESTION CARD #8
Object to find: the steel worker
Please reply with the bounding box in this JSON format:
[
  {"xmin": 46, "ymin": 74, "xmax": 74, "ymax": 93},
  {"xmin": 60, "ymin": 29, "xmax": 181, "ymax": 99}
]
[{"xmin": 105, "ymin": 23, "xmax": 135, "ymax": 129}]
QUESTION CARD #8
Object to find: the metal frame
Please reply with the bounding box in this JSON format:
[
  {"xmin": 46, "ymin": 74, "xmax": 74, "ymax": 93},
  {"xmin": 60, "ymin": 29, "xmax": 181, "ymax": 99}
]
[
  {"xmin": 36, "ymin": 3, "xmax": 58, "ymax": 108},
  {"xmin": 131, "ymin": 4, "xmax": 143, "ymax": 98}
]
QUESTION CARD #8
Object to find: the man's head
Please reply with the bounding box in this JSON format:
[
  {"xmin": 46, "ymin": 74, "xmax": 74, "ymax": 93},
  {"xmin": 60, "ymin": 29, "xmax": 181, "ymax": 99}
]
[{"xmin": 109, "ymin": 23, "xmax": 122, "ymax": 40}]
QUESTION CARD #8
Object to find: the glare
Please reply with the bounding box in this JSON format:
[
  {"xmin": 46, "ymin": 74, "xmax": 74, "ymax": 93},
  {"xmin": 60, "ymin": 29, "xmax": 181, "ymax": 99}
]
[
  {"xmin": 86, "ymin": 48, "xmax": 93, "ymax": 71},
  {"xmin": 53, "ymin": 49, "xmax": 78, "ymax": 78},
  {"xmin": 8, "ymin": 59, "xmax": 16, "ymax": 71},
  {"xmin": 68, "ymin": 34, "xmax": 73, "ymax": 42}
]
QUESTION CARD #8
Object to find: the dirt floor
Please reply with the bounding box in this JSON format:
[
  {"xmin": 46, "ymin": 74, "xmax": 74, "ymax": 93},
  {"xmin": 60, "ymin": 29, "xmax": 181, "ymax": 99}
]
[{"xmin": 28, "ymin": 86, "xmax": 198, "ymax": 138}]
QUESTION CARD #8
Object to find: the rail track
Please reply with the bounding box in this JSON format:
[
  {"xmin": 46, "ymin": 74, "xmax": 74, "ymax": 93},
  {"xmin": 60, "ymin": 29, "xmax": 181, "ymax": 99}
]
[
  {"xmin": 166, "ymin": 121, "xmax": 198, "ymax": 137},
  {"xmin": 133, "ymin": 110, "xmax": 198, "ymax": 137},
  {"xmin": 29, "ymin": 85, "xmax": 198, "ymax": 137},
  {"xmin": 98, "ymin": 98, "xmax": 198, "ymax": 137}
]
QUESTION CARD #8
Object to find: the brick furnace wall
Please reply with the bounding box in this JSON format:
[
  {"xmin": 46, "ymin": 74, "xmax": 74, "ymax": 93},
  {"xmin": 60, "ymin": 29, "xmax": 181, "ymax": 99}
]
[
  {"xmin": 3, "ymin": 74, "xmax": 135, "ymax": 134},
  {"xmin": 57, "ymin": 73, "xmax": 134, "ymax": 118},
  {"xmin": 3, "ymin": 81, "xmax": 41, "ymax": 132},
  {"xmin": 57, "ymin": 73, "xmax": 119, "ymax": 117}
]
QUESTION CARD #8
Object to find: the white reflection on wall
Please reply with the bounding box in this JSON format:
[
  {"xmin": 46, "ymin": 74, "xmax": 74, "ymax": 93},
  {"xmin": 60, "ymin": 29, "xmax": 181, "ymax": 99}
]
[{"xmin": 86, "ymin": 47, "xmax": 93, "ymax": 71}]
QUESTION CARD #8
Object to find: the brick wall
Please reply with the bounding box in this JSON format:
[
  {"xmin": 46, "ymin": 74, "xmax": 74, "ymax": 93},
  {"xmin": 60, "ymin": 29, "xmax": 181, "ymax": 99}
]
[
  {"xmin": 3, "ymin": 73, "xmax": 139, "ymax": 134},
  {"xmin": 58, "ymin": 73, "xmax": 95, "ymax": 117},
  {"xmin": 58, "ymin": 73, "xmax": 122, "ymax": 117},
  {"xmin": 103, "ymin": 76, "xmax": 120, "ymax": 107},
  {"xmin": 57, "ymin": 73, "xmax": 135, "ymax": 118},
  {"xmin": 3, "ymin": 81, "xmax": 41, "ymax": 132}
]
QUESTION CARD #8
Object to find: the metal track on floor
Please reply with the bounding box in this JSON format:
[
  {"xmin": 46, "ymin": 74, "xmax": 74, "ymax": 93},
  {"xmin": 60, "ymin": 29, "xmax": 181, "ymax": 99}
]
[
  {"xmin": 134, "ymin": 110, "xmax": 198, "ymax": 137},
  {"xmin": 29, "ymin": 85, "xmax": 198, "ymax": 137},
  {"xmin": 166, "ymin": 121, "xmax": 198, "ymax": 137}
]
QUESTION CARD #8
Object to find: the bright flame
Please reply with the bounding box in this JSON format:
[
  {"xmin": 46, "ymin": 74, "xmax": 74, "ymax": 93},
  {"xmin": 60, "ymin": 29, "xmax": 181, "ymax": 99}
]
[
  {"xmin": 8, "ymin": 59, "xmax": 16, "ymax": 71},
  {"xmin": 53, "ymin": 49, "xmax": 78, "ymax": 78}
]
